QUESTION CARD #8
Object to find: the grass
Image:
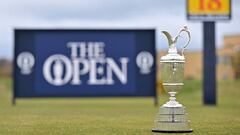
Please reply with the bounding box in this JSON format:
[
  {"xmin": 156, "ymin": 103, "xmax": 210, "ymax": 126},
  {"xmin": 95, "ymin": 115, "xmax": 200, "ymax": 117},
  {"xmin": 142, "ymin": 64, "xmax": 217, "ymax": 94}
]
[{"xmin": 0, "ymin": 77, "xmax": 239, "ymax": 135}]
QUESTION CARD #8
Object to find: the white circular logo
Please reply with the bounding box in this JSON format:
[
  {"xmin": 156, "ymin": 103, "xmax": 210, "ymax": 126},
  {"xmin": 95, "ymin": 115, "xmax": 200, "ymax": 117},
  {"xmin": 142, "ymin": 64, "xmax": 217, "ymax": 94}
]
[
  {"xmin": 43, "ymin": 54, "xmax": 72, "ymax": 86},
  {"xmin": 136, "ymin": 51, "xmax": 154, "ymax": 74},
  {"xmin": 17, "ymin": 52, "xmax": 35, "ymax": 75}
]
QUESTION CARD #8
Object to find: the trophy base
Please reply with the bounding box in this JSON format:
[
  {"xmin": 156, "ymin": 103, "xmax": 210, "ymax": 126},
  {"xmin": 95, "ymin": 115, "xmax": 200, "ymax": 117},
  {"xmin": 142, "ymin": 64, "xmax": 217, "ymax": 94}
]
[
  {"xmin": 152, "ymin": 128, "xmax": 193, "ymax": 133},
  {"xmin": 152, "ymin": 106, "xmax": 193, "ymax": 133}
]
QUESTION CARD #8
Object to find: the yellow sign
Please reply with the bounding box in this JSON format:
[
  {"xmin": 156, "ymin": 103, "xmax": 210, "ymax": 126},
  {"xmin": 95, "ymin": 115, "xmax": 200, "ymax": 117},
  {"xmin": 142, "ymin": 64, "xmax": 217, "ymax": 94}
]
[{"xmin": 187, "ymin": 0, "xmax": 231, "ymax": 20}]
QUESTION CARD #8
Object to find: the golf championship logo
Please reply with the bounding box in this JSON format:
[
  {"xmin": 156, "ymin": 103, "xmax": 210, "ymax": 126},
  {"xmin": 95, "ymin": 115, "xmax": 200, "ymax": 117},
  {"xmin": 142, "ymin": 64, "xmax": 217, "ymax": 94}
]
[
  {"xmin": 43, "ymin": 42, "xmax": 129, "ymax": 86},
  {"xmin": 43, "ymin": 54, "xmax": 72, "ymax": 86},
  {"xmin": 17, "ymin": 52, "xmax": 35, "ymax": 75},
  {"xmin": 136, "ymin": 51, "xmax": 153, "ymax": 74}
]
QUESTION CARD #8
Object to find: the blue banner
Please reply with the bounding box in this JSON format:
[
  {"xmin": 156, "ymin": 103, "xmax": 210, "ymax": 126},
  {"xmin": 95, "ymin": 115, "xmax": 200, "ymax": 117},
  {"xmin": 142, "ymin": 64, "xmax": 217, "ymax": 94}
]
[{"xmin": 14, "ymin": 29, "xmax": 156, "ymax": 98}]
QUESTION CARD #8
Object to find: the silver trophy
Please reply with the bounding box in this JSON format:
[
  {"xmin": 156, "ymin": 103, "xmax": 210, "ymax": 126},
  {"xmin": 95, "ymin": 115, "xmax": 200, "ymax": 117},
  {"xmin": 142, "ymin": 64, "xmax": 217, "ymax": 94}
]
[{"xmin": 152, "ymin": 26, "xmax": 193, "ymax": 133}]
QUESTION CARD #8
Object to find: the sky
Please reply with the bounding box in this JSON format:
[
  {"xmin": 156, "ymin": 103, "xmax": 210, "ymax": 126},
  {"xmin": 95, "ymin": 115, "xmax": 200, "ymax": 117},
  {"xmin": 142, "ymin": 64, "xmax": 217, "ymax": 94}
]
[{"xmin": 0, "ymin": 0, "xmax": 240, "ymax": 59}]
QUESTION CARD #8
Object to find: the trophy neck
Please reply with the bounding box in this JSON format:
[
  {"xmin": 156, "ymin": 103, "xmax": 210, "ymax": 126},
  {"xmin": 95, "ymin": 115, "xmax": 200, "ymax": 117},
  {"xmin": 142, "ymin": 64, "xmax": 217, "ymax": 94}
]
[
  {"xmin": 168, "ymin": 43, "xmax": 177, "ymax": 54},
  {"xmin": 163, "ymin": 91, "xmax": 183, "ymax": 108}
]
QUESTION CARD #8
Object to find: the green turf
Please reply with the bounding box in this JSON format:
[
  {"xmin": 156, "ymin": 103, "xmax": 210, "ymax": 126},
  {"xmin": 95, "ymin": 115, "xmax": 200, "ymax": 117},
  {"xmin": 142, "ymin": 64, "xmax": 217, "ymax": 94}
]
[{"xmin": 0, "ymin": 78, "xmax": 239, "ymax": 135}]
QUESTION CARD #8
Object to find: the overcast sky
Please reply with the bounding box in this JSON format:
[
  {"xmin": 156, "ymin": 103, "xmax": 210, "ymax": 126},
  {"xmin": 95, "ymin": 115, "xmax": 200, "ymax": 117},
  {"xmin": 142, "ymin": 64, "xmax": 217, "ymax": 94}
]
[{"xmin": 0, "ymin": 0, "xmax": 240, "ymax": 59}]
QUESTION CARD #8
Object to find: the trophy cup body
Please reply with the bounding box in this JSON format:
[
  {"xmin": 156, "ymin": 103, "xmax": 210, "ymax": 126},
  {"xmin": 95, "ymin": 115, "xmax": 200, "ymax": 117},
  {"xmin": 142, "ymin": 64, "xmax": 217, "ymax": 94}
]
[{"xmin": 152, "ymin": 26, "xmax": 193, "ymax": 133}]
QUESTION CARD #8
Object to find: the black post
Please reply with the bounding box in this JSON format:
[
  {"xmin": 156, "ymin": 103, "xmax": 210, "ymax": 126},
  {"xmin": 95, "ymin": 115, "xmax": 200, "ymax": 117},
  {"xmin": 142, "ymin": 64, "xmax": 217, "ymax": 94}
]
[
  {"xmin": 154, "ymin": 95, "xmax": 159, "ymax": 107},
  {"xmin": 12, "ymin": 97, "xmax": 16, "ymax": 106},
  {"xmin": 203, "ymin": 22, "xmax": 216, "ymax": 105},
  {"xmin": 12, "ymin": 77, "xmax": 16, "ymax": 106}
]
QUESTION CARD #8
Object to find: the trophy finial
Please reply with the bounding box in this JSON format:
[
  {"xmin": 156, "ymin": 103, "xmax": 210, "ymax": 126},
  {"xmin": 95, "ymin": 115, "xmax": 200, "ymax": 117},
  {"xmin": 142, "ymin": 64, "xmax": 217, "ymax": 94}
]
[{"xmin": 162, "ymin": 26, "xmax": 191, "ymax": 56}]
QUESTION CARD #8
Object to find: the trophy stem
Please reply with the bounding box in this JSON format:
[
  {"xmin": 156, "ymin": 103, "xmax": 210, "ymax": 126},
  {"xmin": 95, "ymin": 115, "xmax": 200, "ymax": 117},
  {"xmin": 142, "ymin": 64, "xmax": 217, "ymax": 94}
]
[
  {"xmin": 163, "ymin": 91, "xmax": 182, "ymax": 108},
  {"xmin": 169, "ymin": 91, "xmax": 176, "ymax": 101}
]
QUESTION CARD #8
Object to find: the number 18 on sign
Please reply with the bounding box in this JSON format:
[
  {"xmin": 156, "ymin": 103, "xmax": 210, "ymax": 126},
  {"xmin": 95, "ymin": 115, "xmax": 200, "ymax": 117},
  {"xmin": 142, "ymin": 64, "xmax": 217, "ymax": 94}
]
[{"xmin": 187, "ymin": 0, "xmax": 231, "ymax": 21}]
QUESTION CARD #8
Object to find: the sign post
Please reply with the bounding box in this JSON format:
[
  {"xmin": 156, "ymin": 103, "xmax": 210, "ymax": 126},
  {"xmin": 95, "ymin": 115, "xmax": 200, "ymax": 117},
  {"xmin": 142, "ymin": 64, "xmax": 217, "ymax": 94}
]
[
  {"xmin": 187, "ymin": 0, "xmax": 231, "ymax": 105},
  {"xmin": 203, "ymin": 22, "xmax": 216, "ymax": 104}
]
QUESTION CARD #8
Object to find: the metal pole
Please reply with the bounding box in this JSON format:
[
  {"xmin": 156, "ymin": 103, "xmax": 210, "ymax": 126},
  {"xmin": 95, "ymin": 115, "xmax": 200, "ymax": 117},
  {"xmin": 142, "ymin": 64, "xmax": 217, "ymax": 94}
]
[{"xmin": 203, "ymin": 22, "xmax": 217, "ymax": 105}]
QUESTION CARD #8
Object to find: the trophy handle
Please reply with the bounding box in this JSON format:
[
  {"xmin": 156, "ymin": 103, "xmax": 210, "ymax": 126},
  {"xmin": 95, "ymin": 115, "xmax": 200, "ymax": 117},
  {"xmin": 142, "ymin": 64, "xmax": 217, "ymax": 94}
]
[{"xmin": 176, "ymin": 26, "xmax": 191, "ymax": 56}]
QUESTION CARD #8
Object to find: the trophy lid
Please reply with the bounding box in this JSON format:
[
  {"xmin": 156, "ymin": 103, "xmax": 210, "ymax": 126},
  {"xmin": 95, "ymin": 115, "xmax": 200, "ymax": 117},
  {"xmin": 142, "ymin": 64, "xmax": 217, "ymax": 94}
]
[
  {"xmin": 160, "ymin": 26, "xmax": 190, "ymax": 63},
  {"xmin": 160, "ymin": 46, "xmax": 185, "ymax": 63}
]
